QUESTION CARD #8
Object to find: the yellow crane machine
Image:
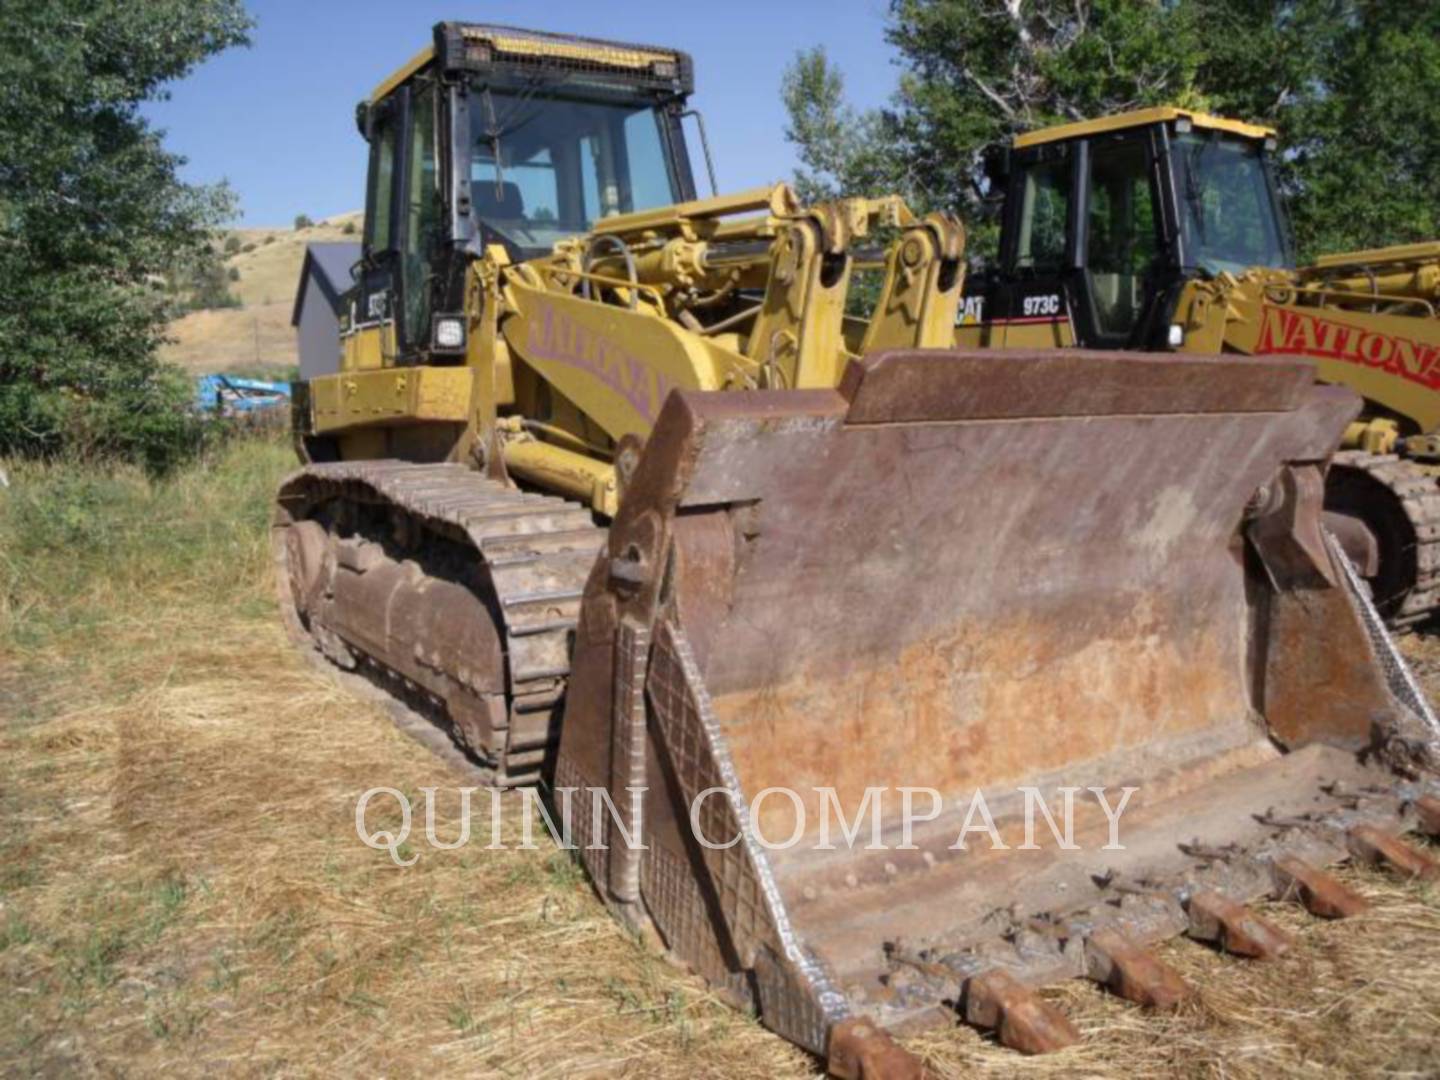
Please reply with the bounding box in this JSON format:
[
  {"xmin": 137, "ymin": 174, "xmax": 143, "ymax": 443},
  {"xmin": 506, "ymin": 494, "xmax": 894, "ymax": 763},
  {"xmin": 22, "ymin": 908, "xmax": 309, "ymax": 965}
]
[{"xmin": 276, "ymin": 27, "xmax": 1440, "ymax": 1072}]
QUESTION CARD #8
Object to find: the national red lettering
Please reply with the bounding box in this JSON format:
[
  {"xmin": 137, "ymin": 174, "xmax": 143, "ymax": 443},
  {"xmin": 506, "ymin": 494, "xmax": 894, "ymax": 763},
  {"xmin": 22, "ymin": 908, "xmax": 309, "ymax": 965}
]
[{"xmin": 1256, "ymin": 306, "xmax": 1440, "ymax": 390}]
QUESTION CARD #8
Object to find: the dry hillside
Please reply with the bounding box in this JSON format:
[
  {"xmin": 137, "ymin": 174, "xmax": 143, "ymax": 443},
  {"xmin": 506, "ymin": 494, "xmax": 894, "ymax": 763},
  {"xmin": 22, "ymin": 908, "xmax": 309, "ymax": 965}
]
[{"xmin": 161, "ymin": 211, "xmax": 363, "ymax": 376}]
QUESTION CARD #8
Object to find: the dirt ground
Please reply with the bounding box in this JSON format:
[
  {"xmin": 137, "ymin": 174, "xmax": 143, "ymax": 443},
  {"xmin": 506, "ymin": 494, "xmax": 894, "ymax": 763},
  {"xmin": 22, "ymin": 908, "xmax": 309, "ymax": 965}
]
[{"xmin": 2, "ymin": 438, "xmax": 1438, "ymax": 1077}]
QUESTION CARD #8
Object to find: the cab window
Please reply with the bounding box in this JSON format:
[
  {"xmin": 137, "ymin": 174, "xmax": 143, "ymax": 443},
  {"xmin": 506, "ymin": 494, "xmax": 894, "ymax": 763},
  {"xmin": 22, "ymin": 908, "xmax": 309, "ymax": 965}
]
[
  {"xmin": 621, "ymin": 109, "xmax": 674, "ymax": 212},
  {"xmin": 401, "ymin": 82, "xmax": 440, "ymax": 347},
  {"xmin": 474, "ymin": 144, "xmax": 560, "ymax": 223},
  {"xmin": 469, "ymin": 89, "xmax": 679, "ymax": 255},
  {"xmin": 1013, "ymin": 152, "xmax": 1070, "ymax": 274},
  {"xmin": 1172, "ymin": 133, "xmax": 1290, "ymax": 273},
  {"xmin": 1085, "ymin": 138, "xmax": 1160, "ymax": 337},
  {"xmin": 364, "ymin": 111, "xmax": 397, "ymax": 253}
]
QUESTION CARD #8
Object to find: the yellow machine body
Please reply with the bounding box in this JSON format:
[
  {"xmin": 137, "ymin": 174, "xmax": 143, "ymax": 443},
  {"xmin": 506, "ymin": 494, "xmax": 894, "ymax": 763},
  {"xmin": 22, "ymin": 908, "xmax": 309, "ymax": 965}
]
[{"xmin": 273, "ymin": 35, "xmax": 1440, "ymax": 1070}]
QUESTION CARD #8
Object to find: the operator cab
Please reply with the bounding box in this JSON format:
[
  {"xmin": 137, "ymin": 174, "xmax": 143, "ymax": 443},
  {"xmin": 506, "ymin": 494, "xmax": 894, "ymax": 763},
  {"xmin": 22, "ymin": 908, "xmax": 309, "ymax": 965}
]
[
  {"xmin": 958, "ymin": 107, "xmax": 1294, "ymax": 350},
  {"xmin": 353, "ymin": 22, "xmax": 700, "ymax": 362}
]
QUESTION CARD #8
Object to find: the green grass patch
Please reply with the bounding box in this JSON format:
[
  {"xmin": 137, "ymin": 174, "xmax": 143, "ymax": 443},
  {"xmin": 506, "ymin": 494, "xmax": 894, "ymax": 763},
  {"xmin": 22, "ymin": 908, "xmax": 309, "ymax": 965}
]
[{"xmin": 0, "ymin": 435, "xmax": 293, "ymax": 667}]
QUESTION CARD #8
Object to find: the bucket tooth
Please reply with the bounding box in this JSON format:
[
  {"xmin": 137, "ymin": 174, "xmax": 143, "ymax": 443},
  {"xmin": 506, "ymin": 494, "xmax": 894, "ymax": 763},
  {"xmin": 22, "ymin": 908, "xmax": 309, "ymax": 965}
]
[
  {"xmin": 1084, "ymin": 928, "xmax": 1193, "ymax": 1010},
  {"xmin": 1184, "ymin": 890, "xmax": 1293, "ymax": 959},
  {"xmin": 1347, "ymin": 823, "xmax": 1440, "ymax": 882},
  {"xmin": 1271, "ymin": 855, "xmax": 1369, "ymax": 918},
  {"xmin": 963, "ymin": 970, "xmax": 1080, "ymax": 1055},
  {"xmin": 826, "ymin": 1018, "xmax": 925, "ymax": 1080},
  {"xmin": 1414, "ymin": 795, "xmax": 1440, "ymax": 837}
]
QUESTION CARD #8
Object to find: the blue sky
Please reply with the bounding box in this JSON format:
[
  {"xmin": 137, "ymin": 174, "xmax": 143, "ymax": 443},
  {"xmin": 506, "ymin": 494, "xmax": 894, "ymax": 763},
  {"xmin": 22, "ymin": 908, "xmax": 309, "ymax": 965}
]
[{"xmin": 145, "ymin": 1, "xmax": 900, "ymax": 227}]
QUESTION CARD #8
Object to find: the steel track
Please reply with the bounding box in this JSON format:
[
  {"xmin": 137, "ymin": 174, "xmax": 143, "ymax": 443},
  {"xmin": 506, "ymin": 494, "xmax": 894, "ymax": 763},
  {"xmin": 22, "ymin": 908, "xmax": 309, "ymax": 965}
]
[
  {"xmin": 1330, "ymin": 450, "xmax": 1440, "ymax": 628},
  {"xmin": 274, "ymin": 461, "xmax": 607, "ymax": 785}
]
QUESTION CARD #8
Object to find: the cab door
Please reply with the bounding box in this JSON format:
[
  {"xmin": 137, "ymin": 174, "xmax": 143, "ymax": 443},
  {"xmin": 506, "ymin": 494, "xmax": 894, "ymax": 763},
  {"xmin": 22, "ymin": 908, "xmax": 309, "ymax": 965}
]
[
  {"xmin": 396, "ymin": 79, "xmax": 443, "ymax": 358},
  {"xmin": 985, "ymin": 141, "xmax": 1079, "ymax": 347},
  {"xmin": 350, "ymin": 80, "xmax": 446, "ymax": 369},
  {"xmin": 349, "ymin": 93, "xmax": 403, "ymax": 370},
  {"xmin": 1070, "ymin": 132, "xmax": 1171, "ymax": 348}
]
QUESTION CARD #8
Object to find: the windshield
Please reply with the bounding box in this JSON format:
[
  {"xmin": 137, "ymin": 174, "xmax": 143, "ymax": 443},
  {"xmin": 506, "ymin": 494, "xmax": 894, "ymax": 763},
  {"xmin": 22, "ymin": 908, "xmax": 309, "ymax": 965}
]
[
  {"xmin": 1172, "ymin": 132, "xmax": 1292, "ymax": 275},
  {"xmin": 468, "ymin": 88, "xmax": 680, "ymax": 254}
]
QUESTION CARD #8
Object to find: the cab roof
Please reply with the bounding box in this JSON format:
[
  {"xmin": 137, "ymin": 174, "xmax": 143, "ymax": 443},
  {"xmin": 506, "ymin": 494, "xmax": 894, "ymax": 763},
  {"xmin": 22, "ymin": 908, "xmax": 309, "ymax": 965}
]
[
  {"xmin": 1013, "ymin": 107, "xmax": 1276, "ymax": 149},
  {"xmin": 368, "ymin": 22, "xmax": 690, "ymax": 104},
  {"xmin": 369, "ymin": 45, "xmax": 434, "ymax": 104}
]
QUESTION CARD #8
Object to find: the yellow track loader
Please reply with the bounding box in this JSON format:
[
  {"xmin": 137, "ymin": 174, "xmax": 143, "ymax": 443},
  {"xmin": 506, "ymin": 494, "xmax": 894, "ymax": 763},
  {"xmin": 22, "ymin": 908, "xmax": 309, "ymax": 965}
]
[
  {"xmin": 276, "ymin": 26, "xmax": 1440, "ymax": 1073},
  {"xmin": 958, "ymin": 107, "xmax": 1440, "ymax": 628}
]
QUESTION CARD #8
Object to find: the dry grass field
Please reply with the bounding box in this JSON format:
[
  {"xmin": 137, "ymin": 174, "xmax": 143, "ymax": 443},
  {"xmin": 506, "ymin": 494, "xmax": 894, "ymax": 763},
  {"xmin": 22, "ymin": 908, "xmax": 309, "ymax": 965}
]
[
  {"xmin": 2, "ymin": 436, "xmax": 1439, "ymax": 1077},
  {"xmin": 160, "ymin": 212, "xmax": 362, "ymax": 376},
  {"xmin": 162, "ymin": 302, "xmax": 297, "ymax": 377},
  {"xmin": 224, "ymin": 213, "xmax": 363, "ymax": 309}
]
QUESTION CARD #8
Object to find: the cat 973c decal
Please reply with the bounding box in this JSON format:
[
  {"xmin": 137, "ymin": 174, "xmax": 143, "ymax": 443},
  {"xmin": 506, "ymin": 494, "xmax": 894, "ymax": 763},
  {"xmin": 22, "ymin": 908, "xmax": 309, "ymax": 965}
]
[{"xmin": 954, "ymin": 287, "xmax": 1075, "ymax": 347}]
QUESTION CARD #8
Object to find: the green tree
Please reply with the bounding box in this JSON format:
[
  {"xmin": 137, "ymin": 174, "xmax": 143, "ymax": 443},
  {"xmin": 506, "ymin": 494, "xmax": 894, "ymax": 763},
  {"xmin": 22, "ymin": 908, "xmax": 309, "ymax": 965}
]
[
  {"xmin": 169, "ymin": 242, "xmax": 241, "ymax": 312},
  {"xmin": 158, "ymin": 239, "xmax": 240, "ymax": 313},
  {"xmin": 783, "ymin": 1, "xmax": 1440, "ymax": 264},
  {"xmin": 294, "ymin": 213, "xmax": 313, "ymax": 230},
  {"xmin": 888, "ymin": 0, "xmax": 1202, "ymax": 203},
  {"xmin": 786, "ymin": 2, "xmax": 1216, "ymax": 260},
  {"xmin": 781, "ymin": 47, "xmax": 909, "ymax": 205},
  {"xmin": 0, "ymin": 0, "xmax": 252, "ymax": 468},
  {"xmin": 1278, "ymin": 2, "xmax": 1440, "ymax": 256}
]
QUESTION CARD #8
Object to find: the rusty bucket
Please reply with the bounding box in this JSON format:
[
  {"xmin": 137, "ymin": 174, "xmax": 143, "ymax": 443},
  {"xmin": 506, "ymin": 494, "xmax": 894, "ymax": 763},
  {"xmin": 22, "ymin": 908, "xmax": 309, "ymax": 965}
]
[{"xmin": 556, "ymin": 349, "xmax": 1439, "ymax": 1067}]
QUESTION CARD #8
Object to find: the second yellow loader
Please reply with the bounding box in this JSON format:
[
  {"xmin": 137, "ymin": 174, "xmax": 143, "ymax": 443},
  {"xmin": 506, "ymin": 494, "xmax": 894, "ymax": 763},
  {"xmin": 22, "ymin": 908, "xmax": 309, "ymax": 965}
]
[{"xmin": 958, "ymin": 106, "xmax": 1440, "ymax": 630}]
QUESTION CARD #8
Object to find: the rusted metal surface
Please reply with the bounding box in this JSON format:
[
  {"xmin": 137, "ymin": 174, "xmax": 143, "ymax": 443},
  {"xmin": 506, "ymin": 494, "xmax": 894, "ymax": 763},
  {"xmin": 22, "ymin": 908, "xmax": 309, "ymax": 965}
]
[
  {"xmin": 1321, "ymin": 508, "xmax": 1380, "ymax": 578},
  {"xmin": 691, "ymin": 400, "xmax": 1354, "ymax": 844},
  {"xmin": 630, "ymin": 372, "xmax": 1364, "ymax": 859},
  {"xmin": 605, "ymin": 618, "xmax": 649, "ymax": 903},
  {"xmin": 1271, "ymin": 855, "xmax": 1369, "ymax": 918},
  {"xmin": 273, "ymin": 461, "xmax": 605, "ymax": 784},
  {"xmin": 1415, "ymin": 794, "xmax": 1440, "ymax": 836},
  {"xmin": 1084, "ymin": 928, "xmax": 1193, "ymax": 1010},
  {"xmin": 1247, "ymin": 464, "xmax": 1338, "ymax": 590},
  {"xmin": 643, "ymin": 618, "xmax": 846, "ymax": 1053},
  {"xmin": 548, "ymin": 350, "xmax": 1440, "ymax": 1061},
  {"xmin": 1347, "ymin": 823, "xmax": 1440, "ymax": 881},
  {"xmin": 826, "ymin": 1018, "xmax": 926, "ymax": 1079},
  {"xmin": 1185, "ymin": 891, "xmax": 1292, "ymax": 959},
  {"xmin": 963, "ymin": 970, "xmax": 1080, "ymax": 1055},
  {"xmin": 1251, "ymin": 561, "xmax": 1400, "ymax": 754},
  {"xmin": 835, "ymin": 349, "xmax": 1316, "ymax": 423}
]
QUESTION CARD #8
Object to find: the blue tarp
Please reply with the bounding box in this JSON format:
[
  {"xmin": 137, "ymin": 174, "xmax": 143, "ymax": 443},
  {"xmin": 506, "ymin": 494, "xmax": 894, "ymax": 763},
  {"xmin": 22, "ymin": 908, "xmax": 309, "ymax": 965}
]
[{"xmin": 194, "ymin": 374, "xmax": 292, "ymax": 416}]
